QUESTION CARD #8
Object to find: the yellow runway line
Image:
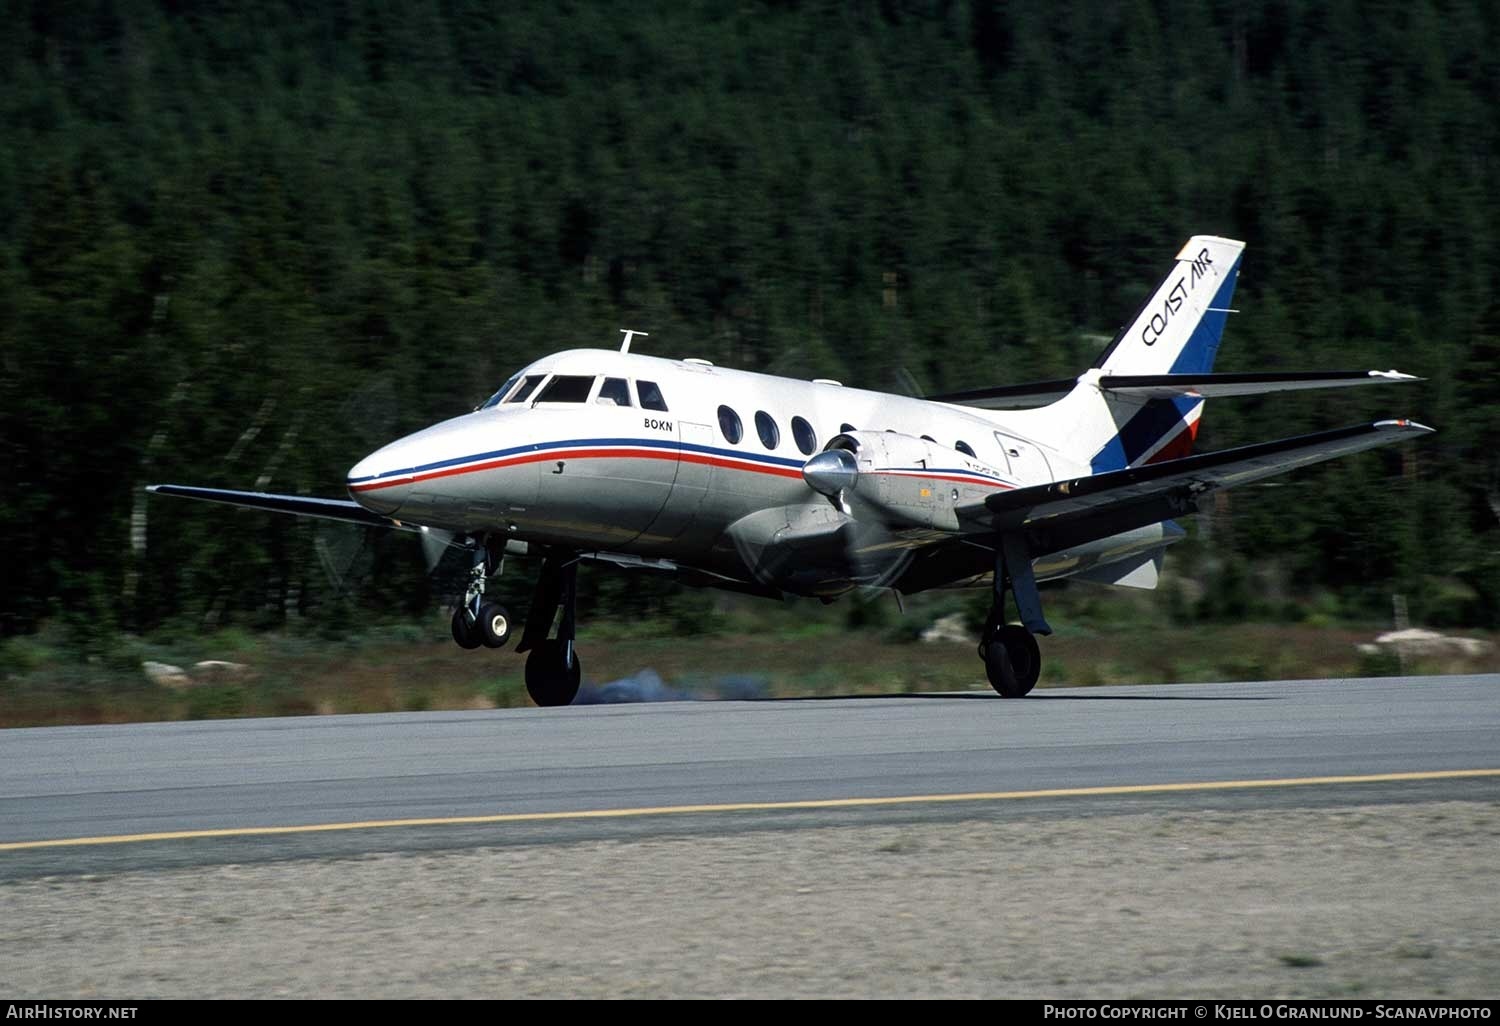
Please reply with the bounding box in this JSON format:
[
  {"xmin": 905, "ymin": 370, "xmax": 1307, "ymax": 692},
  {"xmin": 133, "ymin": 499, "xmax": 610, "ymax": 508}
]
[{"xmin": 4, "ymin": 767, "xmax": 1498, "ymax": 853}]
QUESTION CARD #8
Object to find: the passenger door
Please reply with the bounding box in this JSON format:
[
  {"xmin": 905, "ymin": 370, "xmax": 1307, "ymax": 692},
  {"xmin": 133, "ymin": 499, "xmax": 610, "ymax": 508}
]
[
  {"xmin": 638, "ymin": 421, "xmax": 715, "ymax": 548},
  {"xmin": 994, "ymin": 432, "xmax": 1054, "ymax": 485}
]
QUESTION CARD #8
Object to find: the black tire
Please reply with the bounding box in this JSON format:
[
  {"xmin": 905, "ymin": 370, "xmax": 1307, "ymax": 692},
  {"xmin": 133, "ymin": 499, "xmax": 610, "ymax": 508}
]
[
  {"xmin": 478, "ymin": 602, "xmax": 511, "ymax": 649},
  {"xmin": 1000, "ymin": 624, "xmax": 1041, "ymax": 695},
  {"xmin": 985, "ymin": 624, "xmax": 1040, "ymax": 697},
  {"xmin": 525, "ymin": 640, "xmax": 582, "ymax": 707},
  {"xmin": 451, "ymin": 606, "xmax": 482, "ymax": 650},
  {"xmin": 984, "ymin": 638, "xmax": 1022, "ymax": 697}
]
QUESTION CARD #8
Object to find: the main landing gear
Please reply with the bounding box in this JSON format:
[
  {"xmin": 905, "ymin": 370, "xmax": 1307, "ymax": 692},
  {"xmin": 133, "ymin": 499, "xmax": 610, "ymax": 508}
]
[
  {"xmin": 450, "ymin": 541, "xmax": 513, "ymax": 651},
  {"xmin": 514, "ymin": 549, "xmax": 582, "ymax": 707},
  {"xmin": 981, "ymin": 534, "xmax": 1051, "ymax": 697}
]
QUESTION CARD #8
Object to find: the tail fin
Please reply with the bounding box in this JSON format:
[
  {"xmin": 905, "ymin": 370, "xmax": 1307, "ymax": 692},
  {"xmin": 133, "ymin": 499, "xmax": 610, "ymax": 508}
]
[
  {"xmin": 1025, "ymin": 236, "xmax": 1245, "ymax": 472},
  {"xmin": 1093, "ymin": 235, "xmax": 1245, "ymax": 376}
]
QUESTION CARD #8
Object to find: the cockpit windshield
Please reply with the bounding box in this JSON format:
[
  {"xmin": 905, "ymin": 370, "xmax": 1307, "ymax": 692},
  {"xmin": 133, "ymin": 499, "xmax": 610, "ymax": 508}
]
[
  {"xmin": 534, "ymin": 375, "xmax": 596, "ymax": 403},
  {"xmin": 480, "ymin": 373, "xmax": 522, "ymax": 410},
  {"xmin": 504, "ymin": 374, "xmax": 547, "ymax": 404}
]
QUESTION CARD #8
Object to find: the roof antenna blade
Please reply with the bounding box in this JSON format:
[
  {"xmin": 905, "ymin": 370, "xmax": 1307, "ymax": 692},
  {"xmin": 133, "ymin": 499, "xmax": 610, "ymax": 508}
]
[{"xmin": 619, "ymin": 328, "xmax": 649, "ymax": 353}]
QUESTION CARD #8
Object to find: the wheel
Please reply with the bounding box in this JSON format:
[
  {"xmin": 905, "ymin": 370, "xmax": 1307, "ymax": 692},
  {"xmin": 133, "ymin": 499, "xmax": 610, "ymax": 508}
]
[
  {"xmin": 1001, "ymin": 624, "xmax": 1041, "ymax": 695},
  {"xmin": 525, "ymin": 640, "xmax": 582, "ymax": 707},
  {"xmin": 478, "ymin": 602, "xmax": 511, "ymax": 649},
  {"xmin": 451, "ymin": 606, "xmax": 482, "ymax": 650},
  {"xmin": 985, "ymin": 624, "xmax": 1040, "ymax": 697}
]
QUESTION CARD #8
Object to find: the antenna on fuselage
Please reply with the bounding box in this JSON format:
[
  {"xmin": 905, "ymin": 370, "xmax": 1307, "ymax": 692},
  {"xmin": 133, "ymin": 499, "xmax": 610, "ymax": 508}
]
[{"xmin": 619, "ymin": 328, "xmax": 649, "ymax": 354}]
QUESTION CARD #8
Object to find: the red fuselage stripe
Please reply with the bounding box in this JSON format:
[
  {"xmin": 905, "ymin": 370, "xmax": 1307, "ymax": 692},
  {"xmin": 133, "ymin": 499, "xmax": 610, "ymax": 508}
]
[
  {"xmin": 350, "ymin": 446, "xmax": 805, "ymax": 491},
  {"xmin": 349, "ymin": 446, "xmax": 1022, "ymax": 493}
]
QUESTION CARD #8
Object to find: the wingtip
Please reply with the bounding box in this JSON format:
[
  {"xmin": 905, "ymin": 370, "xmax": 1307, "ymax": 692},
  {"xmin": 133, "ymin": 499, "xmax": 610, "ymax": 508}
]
[
  {"xmin": 1375, "ymin": 419, "xmax": 1435, "ymax": 434},
  {"xmin": 1370, "ymin": 369, "xmax": 1424, "ymax": 383}
]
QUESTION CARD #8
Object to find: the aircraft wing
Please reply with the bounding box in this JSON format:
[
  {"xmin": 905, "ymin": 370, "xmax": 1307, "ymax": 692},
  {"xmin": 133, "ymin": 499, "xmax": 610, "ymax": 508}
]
[
  {"xmin": 146, "ymin": 484, "xmax": 414, "ymax": 531},
  {"xmin": 969, "ymin": 419, "xmax": 1432, "ymax": 535},
  {"xmin": 148, "ymin": 484, "xmax": 776, "ymax": 591}
]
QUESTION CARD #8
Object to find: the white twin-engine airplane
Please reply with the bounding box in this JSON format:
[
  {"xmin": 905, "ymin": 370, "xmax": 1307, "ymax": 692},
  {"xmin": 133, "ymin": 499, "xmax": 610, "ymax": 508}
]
[{"xmin": 151, "ymin": 236, "xmax": 1430, "ymax": 706}]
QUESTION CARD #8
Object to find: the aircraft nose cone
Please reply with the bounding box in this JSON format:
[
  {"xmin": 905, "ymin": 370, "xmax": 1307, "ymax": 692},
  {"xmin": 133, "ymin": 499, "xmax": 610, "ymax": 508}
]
[
  {"xmin": 347, "ymin": 452, "xmax": 411, "ymax": 516},
  {"xmin": 802, "ymin": 448, "xmax": 859, "ymax": 497}
]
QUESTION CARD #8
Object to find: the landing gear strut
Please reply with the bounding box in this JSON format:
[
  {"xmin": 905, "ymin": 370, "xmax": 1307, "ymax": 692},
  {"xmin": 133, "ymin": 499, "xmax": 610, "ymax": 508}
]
[
  {"xmin": 516, "ymin": 549, "xmax": 582, "ymax": 707},
  {"xmin": 981, "ymin": 533, "xmax": 1051, "ymax": 697},
  {"xmin": 451, "ymin": 538, "xmax": 511, "ymax": 651}
]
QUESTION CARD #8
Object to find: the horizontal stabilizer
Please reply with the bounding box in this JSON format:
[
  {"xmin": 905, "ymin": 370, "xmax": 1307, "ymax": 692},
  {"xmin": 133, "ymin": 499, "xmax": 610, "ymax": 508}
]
[
  {"xmin": 147, "ymin": 484, "xmax": 411, "ymax": 531},
  {"xmin": 928, "ymin": 369, "xmax": 1419, "ymax": 410},
  {"xmin": 925, "ymin": 378, "xmax": 1077, "ymax": 410},
  {"xmin": 1097, "ymin": 369, "xmax": 1420, "ymax": 400},
  {"xmin": 979, "ymin": 419, "xmax": 1433, "ymax": 525}
]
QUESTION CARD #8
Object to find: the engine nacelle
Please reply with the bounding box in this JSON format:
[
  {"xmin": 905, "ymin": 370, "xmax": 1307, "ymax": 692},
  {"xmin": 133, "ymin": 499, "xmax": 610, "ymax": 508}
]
[{"xmin": 803, "ymin": 430, "xmax": 1014, "ymax": 531}]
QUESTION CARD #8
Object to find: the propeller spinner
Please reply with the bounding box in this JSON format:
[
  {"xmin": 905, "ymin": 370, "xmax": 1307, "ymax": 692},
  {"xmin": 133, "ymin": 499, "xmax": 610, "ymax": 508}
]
[{"xmin": 801, "ymin": 447, "xmax": 859, "ymax": 501}]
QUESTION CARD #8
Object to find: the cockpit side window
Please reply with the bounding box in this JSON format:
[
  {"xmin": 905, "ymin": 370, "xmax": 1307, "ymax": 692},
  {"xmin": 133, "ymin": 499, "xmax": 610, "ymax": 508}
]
[
  {"xmin": 505, "ymin": 374, "xmax": 547, "ymax": 403},
  {"xmin": 597, "ymin": 377, "xmax": 632, "ymax": 407},
  {"xmin": 535, "ymin": 375, "xmax": 596, "ymax": 403},
  {"xmin": 637, "ymin": 380, "xmax": 669, "ymax": 412},
  {"xmin": 481, "ymin": 373, "xmax": 521, "ymax": 410}
]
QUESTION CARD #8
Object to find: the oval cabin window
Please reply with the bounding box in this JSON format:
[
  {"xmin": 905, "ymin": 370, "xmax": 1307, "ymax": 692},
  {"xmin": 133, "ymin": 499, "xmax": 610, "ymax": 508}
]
[
  {"xmin": 754, "ymin": 411, "xmax": 780, "ymax": 450},
  {"xmin": 718, "ymin": 405, "xmax": 743, "ymax": 444},
  {"xmin": 791, "ymin": 417, "xmax": 817, "ymax": 455}
]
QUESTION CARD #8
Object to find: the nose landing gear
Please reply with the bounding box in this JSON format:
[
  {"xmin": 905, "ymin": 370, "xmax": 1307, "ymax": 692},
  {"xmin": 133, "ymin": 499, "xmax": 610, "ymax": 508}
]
[
  {"xmin": 451, "ymin": 607, "xmax": 484, "ymax": 649},
  {"xmin": 450, "ymin": 540, "xmax": 512, "ymax": 650}
]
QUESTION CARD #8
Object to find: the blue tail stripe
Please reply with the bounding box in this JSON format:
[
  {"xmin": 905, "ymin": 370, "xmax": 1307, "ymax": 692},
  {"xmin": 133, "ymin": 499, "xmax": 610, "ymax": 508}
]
[{"xmin": 1169, "ymin": 260, "xmax": 1241, "ymax": 375}]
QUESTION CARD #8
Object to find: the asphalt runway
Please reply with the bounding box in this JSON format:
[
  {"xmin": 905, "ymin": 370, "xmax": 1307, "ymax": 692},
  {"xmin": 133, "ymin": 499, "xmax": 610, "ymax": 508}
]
[{"xmin": 3, "ymin": 674, "xmax": 1498, "ymax": 878}]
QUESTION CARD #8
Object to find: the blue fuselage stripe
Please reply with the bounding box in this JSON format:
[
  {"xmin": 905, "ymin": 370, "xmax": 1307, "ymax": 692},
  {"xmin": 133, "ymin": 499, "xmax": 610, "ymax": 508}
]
[{"xmin": 348, "ymin": 436, "xmax": 807, "ymax": 484}]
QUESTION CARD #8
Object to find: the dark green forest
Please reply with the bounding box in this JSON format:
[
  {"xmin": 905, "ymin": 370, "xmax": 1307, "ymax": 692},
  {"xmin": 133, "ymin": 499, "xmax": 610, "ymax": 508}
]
[{"xmin": 4, "ymin": 0, "xmax": 1499, "ymax": 641}]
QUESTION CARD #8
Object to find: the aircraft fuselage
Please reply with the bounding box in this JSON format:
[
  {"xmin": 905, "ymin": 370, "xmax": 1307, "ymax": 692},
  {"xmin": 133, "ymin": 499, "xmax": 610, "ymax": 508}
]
[{"xmin": 343, "ymin": 348, "xmax": 1135, "ymax": 595}]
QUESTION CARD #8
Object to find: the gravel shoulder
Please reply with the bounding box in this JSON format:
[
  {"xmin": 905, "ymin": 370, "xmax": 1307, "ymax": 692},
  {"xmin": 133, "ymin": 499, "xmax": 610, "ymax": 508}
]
[{"xmin": 3, "ymin": 801, "xmax": 1497, "ymax": 999}]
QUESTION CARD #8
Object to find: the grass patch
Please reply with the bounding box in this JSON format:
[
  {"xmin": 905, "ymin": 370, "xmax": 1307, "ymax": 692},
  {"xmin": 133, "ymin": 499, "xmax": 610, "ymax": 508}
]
[{"xmin": 2, "ymin": 600, "xmax": 1496, "ymax": 727}]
